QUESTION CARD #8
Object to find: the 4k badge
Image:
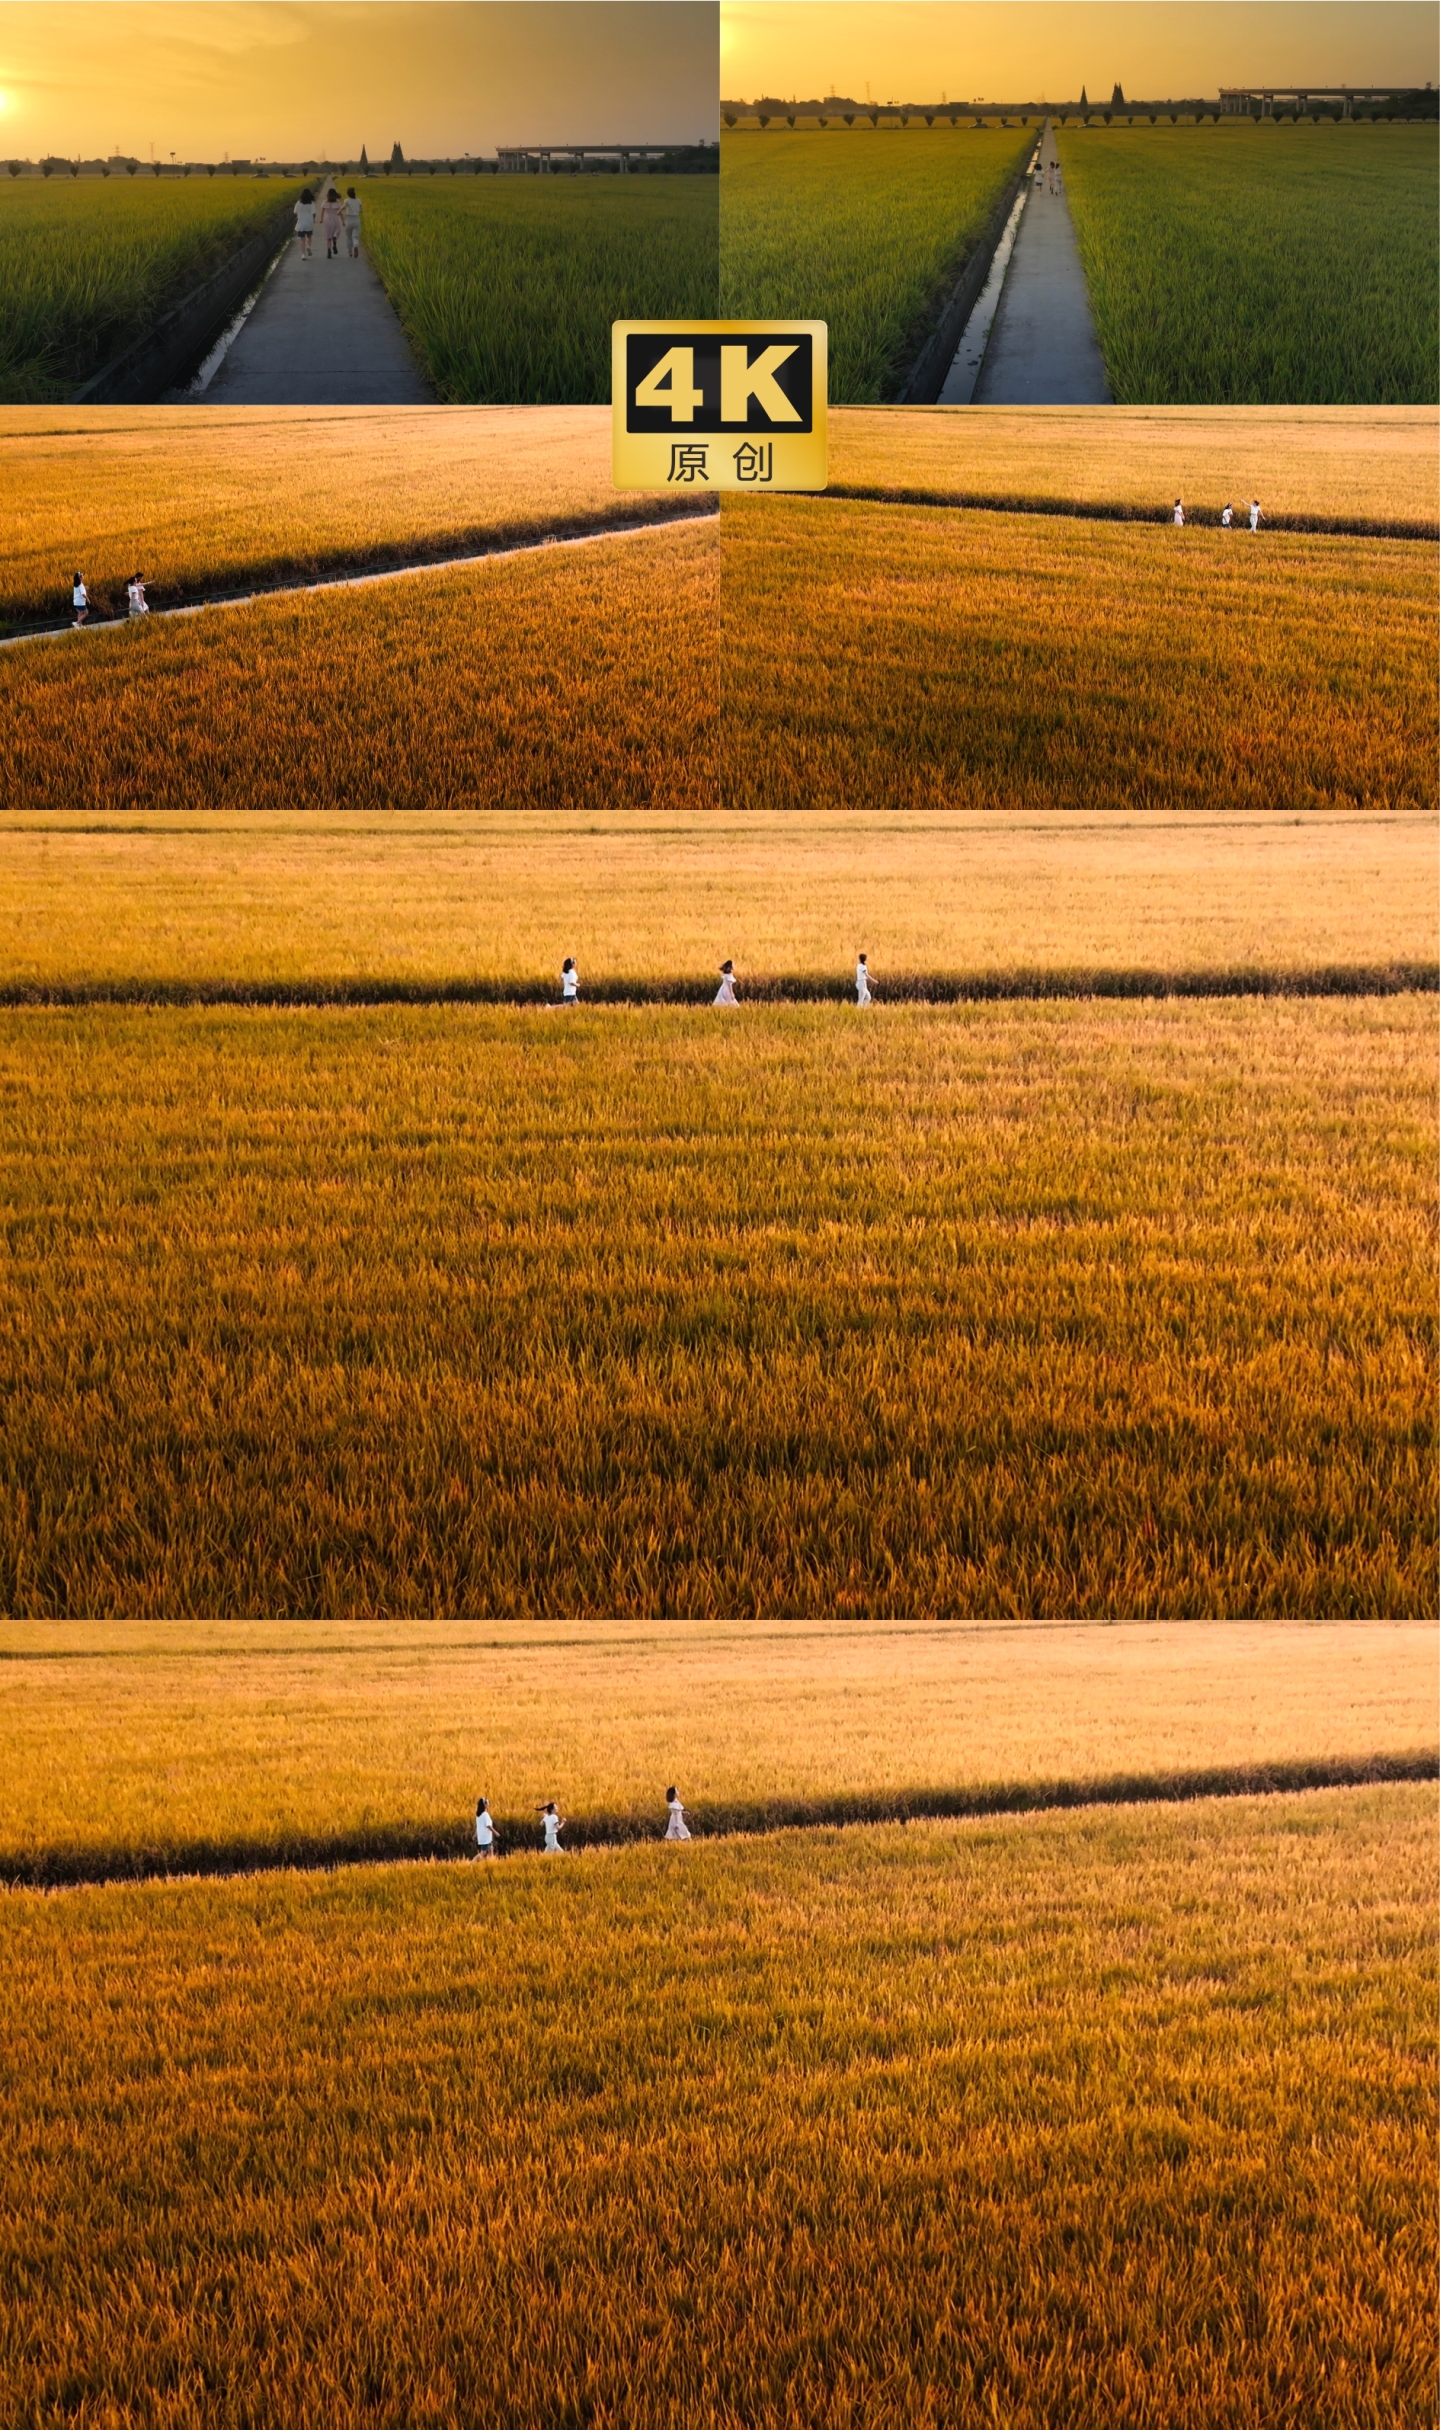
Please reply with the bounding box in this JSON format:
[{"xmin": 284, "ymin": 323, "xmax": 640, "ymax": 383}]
[{"xmin": 612, "ymin": 321, "xmax": 827, "ymax": 491}]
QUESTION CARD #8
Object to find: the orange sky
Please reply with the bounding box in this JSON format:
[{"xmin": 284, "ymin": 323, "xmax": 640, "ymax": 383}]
[
  {"xmin": 722, "ymin": 2, "xmax": 1440, "ymax": 102},
  {"xmin": 0, "ymin": 2, "xmax": 717, "ymax": 161}
]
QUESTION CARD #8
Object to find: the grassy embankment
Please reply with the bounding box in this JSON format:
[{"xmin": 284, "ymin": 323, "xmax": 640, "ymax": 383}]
[
  {"xmin": 720, "ymin": 128, "xmax": 1031, "ymax": 398},
  {"xmin": 1, "ymin": 1618, "xmax": 1432, "ymax": 1875},
  {"xmin": 0, "ymin": 518, "xmax": 717, "ymax": 810},
  {"xmin": 719, "ymin": 494, "xmax": 1437, "ymax": 808},
  {"xmin": 0, "ymin": 405, "xmax": 690, "ymax": 633},
  {"xmin": 1, "ymin": 1786, "xmax": 1434, "ymax": 2425},
  {"xmin": 359, "ymin": 176, "xmax": 718, "ymax": 403},
  {"xmin": 0, "ymin": 997, "xmax": 1431, "ymax": 1616},
  {"xmin": 0, "ymin": 809, "xmax": 1430, "ymax": 995},
  {"xmin": 0, "ymin": 177, "xmax": 303, "ymax": 400},
  {"xmin": 1056, "ymin": 126, "xmax": 1439, "ymax": 403}
]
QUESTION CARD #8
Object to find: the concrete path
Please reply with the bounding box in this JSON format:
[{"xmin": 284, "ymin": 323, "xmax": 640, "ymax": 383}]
[
  {"xmin": 2, "ymin": 513, "xmax": 713, "ymax": 650},
  {"xmin": 972, "ymin": 120, "xmax": 1111, "ymax": 404},
  {"xmin": 198, "ymin": 231, "xmax": 434, "ymax": 405}
]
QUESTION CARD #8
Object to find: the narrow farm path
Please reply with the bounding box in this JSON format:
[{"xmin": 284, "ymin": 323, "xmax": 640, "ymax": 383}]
[
  {"xmin": 0, "ymin": 510, "xmax": 715, "ymax": 649},
  {"xmin": 973, "ymin": 119, "xmax": 1111, "ymax": 403},
  {"xmin": 7, "ymin": 1754, "xmax": 1433, "ymax": 1891},
  {"xmin": 198, "ymin": 226, "xmax": 433, "ymax": 404}
]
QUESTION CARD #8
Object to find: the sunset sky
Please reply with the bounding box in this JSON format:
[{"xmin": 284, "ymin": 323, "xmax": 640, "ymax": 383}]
[
  {"xmin": 722, "ymin": 2, "xmax": 1440, "ymax": 103},
  {"xmin": 0, "ymin": 2, "xmax": 717, "ymax": 162}
]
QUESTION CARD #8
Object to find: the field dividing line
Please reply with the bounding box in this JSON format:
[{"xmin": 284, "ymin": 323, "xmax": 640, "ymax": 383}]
[
  {"xmin": 821, "ymin": 485, "xmax": 1440, "ymax": 542},
  {"xmin": 0, "ymin": 510, "xmax": 719, "ymax": 652},
  {"xmin": 7, "ymin": 1751, "xmax": 1434, "ymax": 1893}
]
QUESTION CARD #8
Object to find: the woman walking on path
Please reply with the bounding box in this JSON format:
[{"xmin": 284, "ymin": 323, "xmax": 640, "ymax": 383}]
[
  {"xmin": 1249, "ymin": 499, "xmax": 1262, "ymax": 532},
  {"xmin": 855, "ymin": 954, "xmax": 872, "ymax": 1007},
  {"xmin": 1172, "ymin": 499, "xmax": 1185, "ymax": 527},
  {"xmin": 475, "ymin": 1797, "xmax": 496, "ymax": 1858},
  {"xmin": 126, "ymin": 573, "xmax": 149, "ymax": 617},
  {"xmin": 1221, "ymin": 501, "xmax": 1234, "ymax": 528},
  {"xmin": 71, "ymin": 573, "xmax": 88, "ymax": 628},
  {"xmin": 664, "ymin": 1787, "xmax": 692, "ymax": 1842},
  {"xmin": 714, "ymin": 960, "xmax": 739, "ymax": 1006},
  {"xmin": 321, "ymin": 189, "xmax": 344, "ymax": 259},
  {"xmin": 538, "ymin": 1800, "xmax": 566, "ymax": 1853},
  {"xmin": 560, "ymin": 956, "xmax": 579, "ymax": 1004},
  {"xmin": 343, "ymin": 188, "xmax": 362, "ymax": 258},
  {"xmin": 294, "ymin": 187, "xmax": 316, "ymax": 258}
]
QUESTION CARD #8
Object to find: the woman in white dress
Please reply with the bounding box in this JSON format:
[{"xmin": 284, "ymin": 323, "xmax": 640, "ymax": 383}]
[
  {"xmin": 538, "ymin": 1800, "xmax": 566, "ymax": 1853},
  {"xmin": 664, "ymin": 1787, "xmax": 691, "ymax": 1841},
  {"xmin": 1172, "ymin": 499, "xmax": 1185, "ymax": 527},
  {"xmin": 714, "ymin": 960, "xmax": 738, "ymax": 1006},
  {"xmin": 855, "ymin": 954, "xmax": 872, "ymax": 1006},
  {"xmin": 72, "ymin": 574, "xmax": 88, "ymax": 628},
  {"xmin": 127, "ymin": 574, "xmax": 149, "ymax": 617},
  {"xmin": 294, "ymin": 188, "xmax": 316, "ymax": 259},
  {"xmin": 475, "ymin": 1797, "xmax": 496, "ymax": 1858}
]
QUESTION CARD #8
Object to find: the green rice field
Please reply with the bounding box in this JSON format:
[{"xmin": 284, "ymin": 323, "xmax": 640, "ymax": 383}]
[
  {"xmin": 1057, "ymin": 125, "xmax": 1439, "ymax": 403},
  {"xmin": 0, "ymin": 176, "xmax": 302, "ymax": 401},
  {"xmin": 361, "ymin": 176, "xmax": 719, "ymax": 403},
  {"xmin": 719, "ymin": 129, "xmax": 1031, "ymax": 399}
]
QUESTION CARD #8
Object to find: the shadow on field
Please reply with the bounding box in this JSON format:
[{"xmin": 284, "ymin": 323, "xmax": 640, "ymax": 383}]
[
  {"xmin": 7, "ymin": 1751, "xmax": 1434, "ymax": 1888},
  {"xmin": 0, "ymin": 966, "xmax": 1434, "ymax": 1010}
]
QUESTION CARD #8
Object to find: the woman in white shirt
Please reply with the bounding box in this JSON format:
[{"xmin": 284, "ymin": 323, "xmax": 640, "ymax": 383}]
[
  {"xmin": 294, "ymin": 188, "xmax": 316, "ymax": 258},
  {"xmin": 475, "ymin": 1797, "xmax": 496, "ymax": 1858},
  {"xmin": 561, "ymin": 957, "xmax": 578, "ymax": 1003},
  {"xmin": 1172, "ymin": 499, "xmax": 1184, "ymax": 527},
  {"xmin": 856, "ymin": 954, "xmax": 872, "ymax": 1006},
  {"xmin": 538, "ymin": 1800, "xmax": 566, "ymax": 1853},
  {"xmin": 127, "ymin": 574, "xmax": 149, "ymax": 617},
  {"xmin": 72, "ymin": 574, "xmax": 88, "ymax": 628},
  {"xmin": 714, "ymin": 960, "xmax": 738, "ymax": 1006},
  {"xmin": 664, "ymin": 1787, "xmax": 691, "ymax": 1841},
  {"xmin": 343, "ymin": 189, "xmax": 362, "ymax": 258}
]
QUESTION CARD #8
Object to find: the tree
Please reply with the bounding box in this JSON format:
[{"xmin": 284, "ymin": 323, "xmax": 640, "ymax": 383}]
[
  {"xmin": 757, "ymin": 113, "xmax": 770, "ymax": 128},
  {"xmin": 7, "ymin": 162, "xmax": 20, "ymax": 177},
  {"xmin": 360, "ymin": 143, "xmax": 369, "ymax": 169},
  {"xmin": 1111, "ymin": 83, "xmax": 1125, "ymax": 106},
  {"xmin": 722, "ymin": 112, "xmax": 737, "ymax": 127},
  {"xmin": 390, "ymin": 141, "xmax": 404, "ymax": 167}
]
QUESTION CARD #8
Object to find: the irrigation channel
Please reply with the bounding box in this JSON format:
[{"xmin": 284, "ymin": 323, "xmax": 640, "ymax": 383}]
[
  {"xmin": 0, "ymin": 507, "xmax": 718, "ymax": 648},
  {"xmin": 6, "ymin": 1753, "xmax": 1432, "ymax": 1890}
]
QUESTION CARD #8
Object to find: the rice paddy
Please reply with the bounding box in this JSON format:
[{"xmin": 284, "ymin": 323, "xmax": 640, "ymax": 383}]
[
  {"xmin": 0, "ymin": 175, "xmax": 302, "ymax": 401},
  {"xmin": 1056, "ymin": 125, "xmax": 1440, "ymax": 404},
  {"xmin": 359, "ymin": 175, "xmax": 719, "ymax": 403},
  {"xmin": 1, "ymin": 1617, "xmax": 1431, "ymax": 1877},
  {"xmin": 719, "ymin": 486, "xmax": 1438, "ymax": 808},
  {"xmin": 824, "ymin": 404, "xmax": 1440, "ymax": 528},
  {"xmin": 1, "ymin": 809, "xmax": 1429, "ymax": 992},
  {"xmin": 0, "ymin": 405, "xmax": 644, "ymax": 634},
  {"xmin": 719, "ymin": 128, "xmax": 1031, "ymax": 399},
  {"xmin": 0, "ymin": 994, "xmax": 1431, "ymax": 1618},
  {"xmin": 0, "ymin": 519, "xmax": 717, "ymax": 811},
  {"xmin": 0, "ymin": 1782, "xmax": 1433, "ymax": 2425}
]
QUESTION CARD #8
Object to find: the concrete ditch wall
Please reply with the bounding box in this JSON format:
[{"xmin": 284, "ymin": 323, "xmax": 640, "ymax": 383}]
[{"xmin": 70, "ymin": 204, "xmax": 295, "ymax": 403}]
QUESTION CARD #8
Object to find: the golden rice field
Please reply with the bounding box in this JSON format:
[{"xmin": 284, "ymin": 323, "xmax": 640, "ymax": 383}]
[
  {"xmin": 1, "ymin": 807, "xmax": 1429, "ymax": 991},
  {"xmin": 0, "ymin": 996, "xmax": 1431, "ymax": 1618},
  {"xmin": 1, "ymin": 1618, "xmax": 1431, "ymax": 1875},
  {"xmin": 1, "ymin": 1784, "xmax": 1433, "ymax": 2425},
  {"xmin": 0, "ymin": 405, "xmax": 639, "ymax": 632},
  {"xmin": 0, "ymin": 520, "xmax": 716, "ymax": 811},
  {"xmin": 825, "ymin": 404, "xmax": 1440, "ymax": 525},
  {"xmin": 719, "ymin": 492, "xmax": 1437, "ymax": 808},
  {"xmin": 720, "ymin": 127, "xmax": 1031, "ymax": 400}
]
